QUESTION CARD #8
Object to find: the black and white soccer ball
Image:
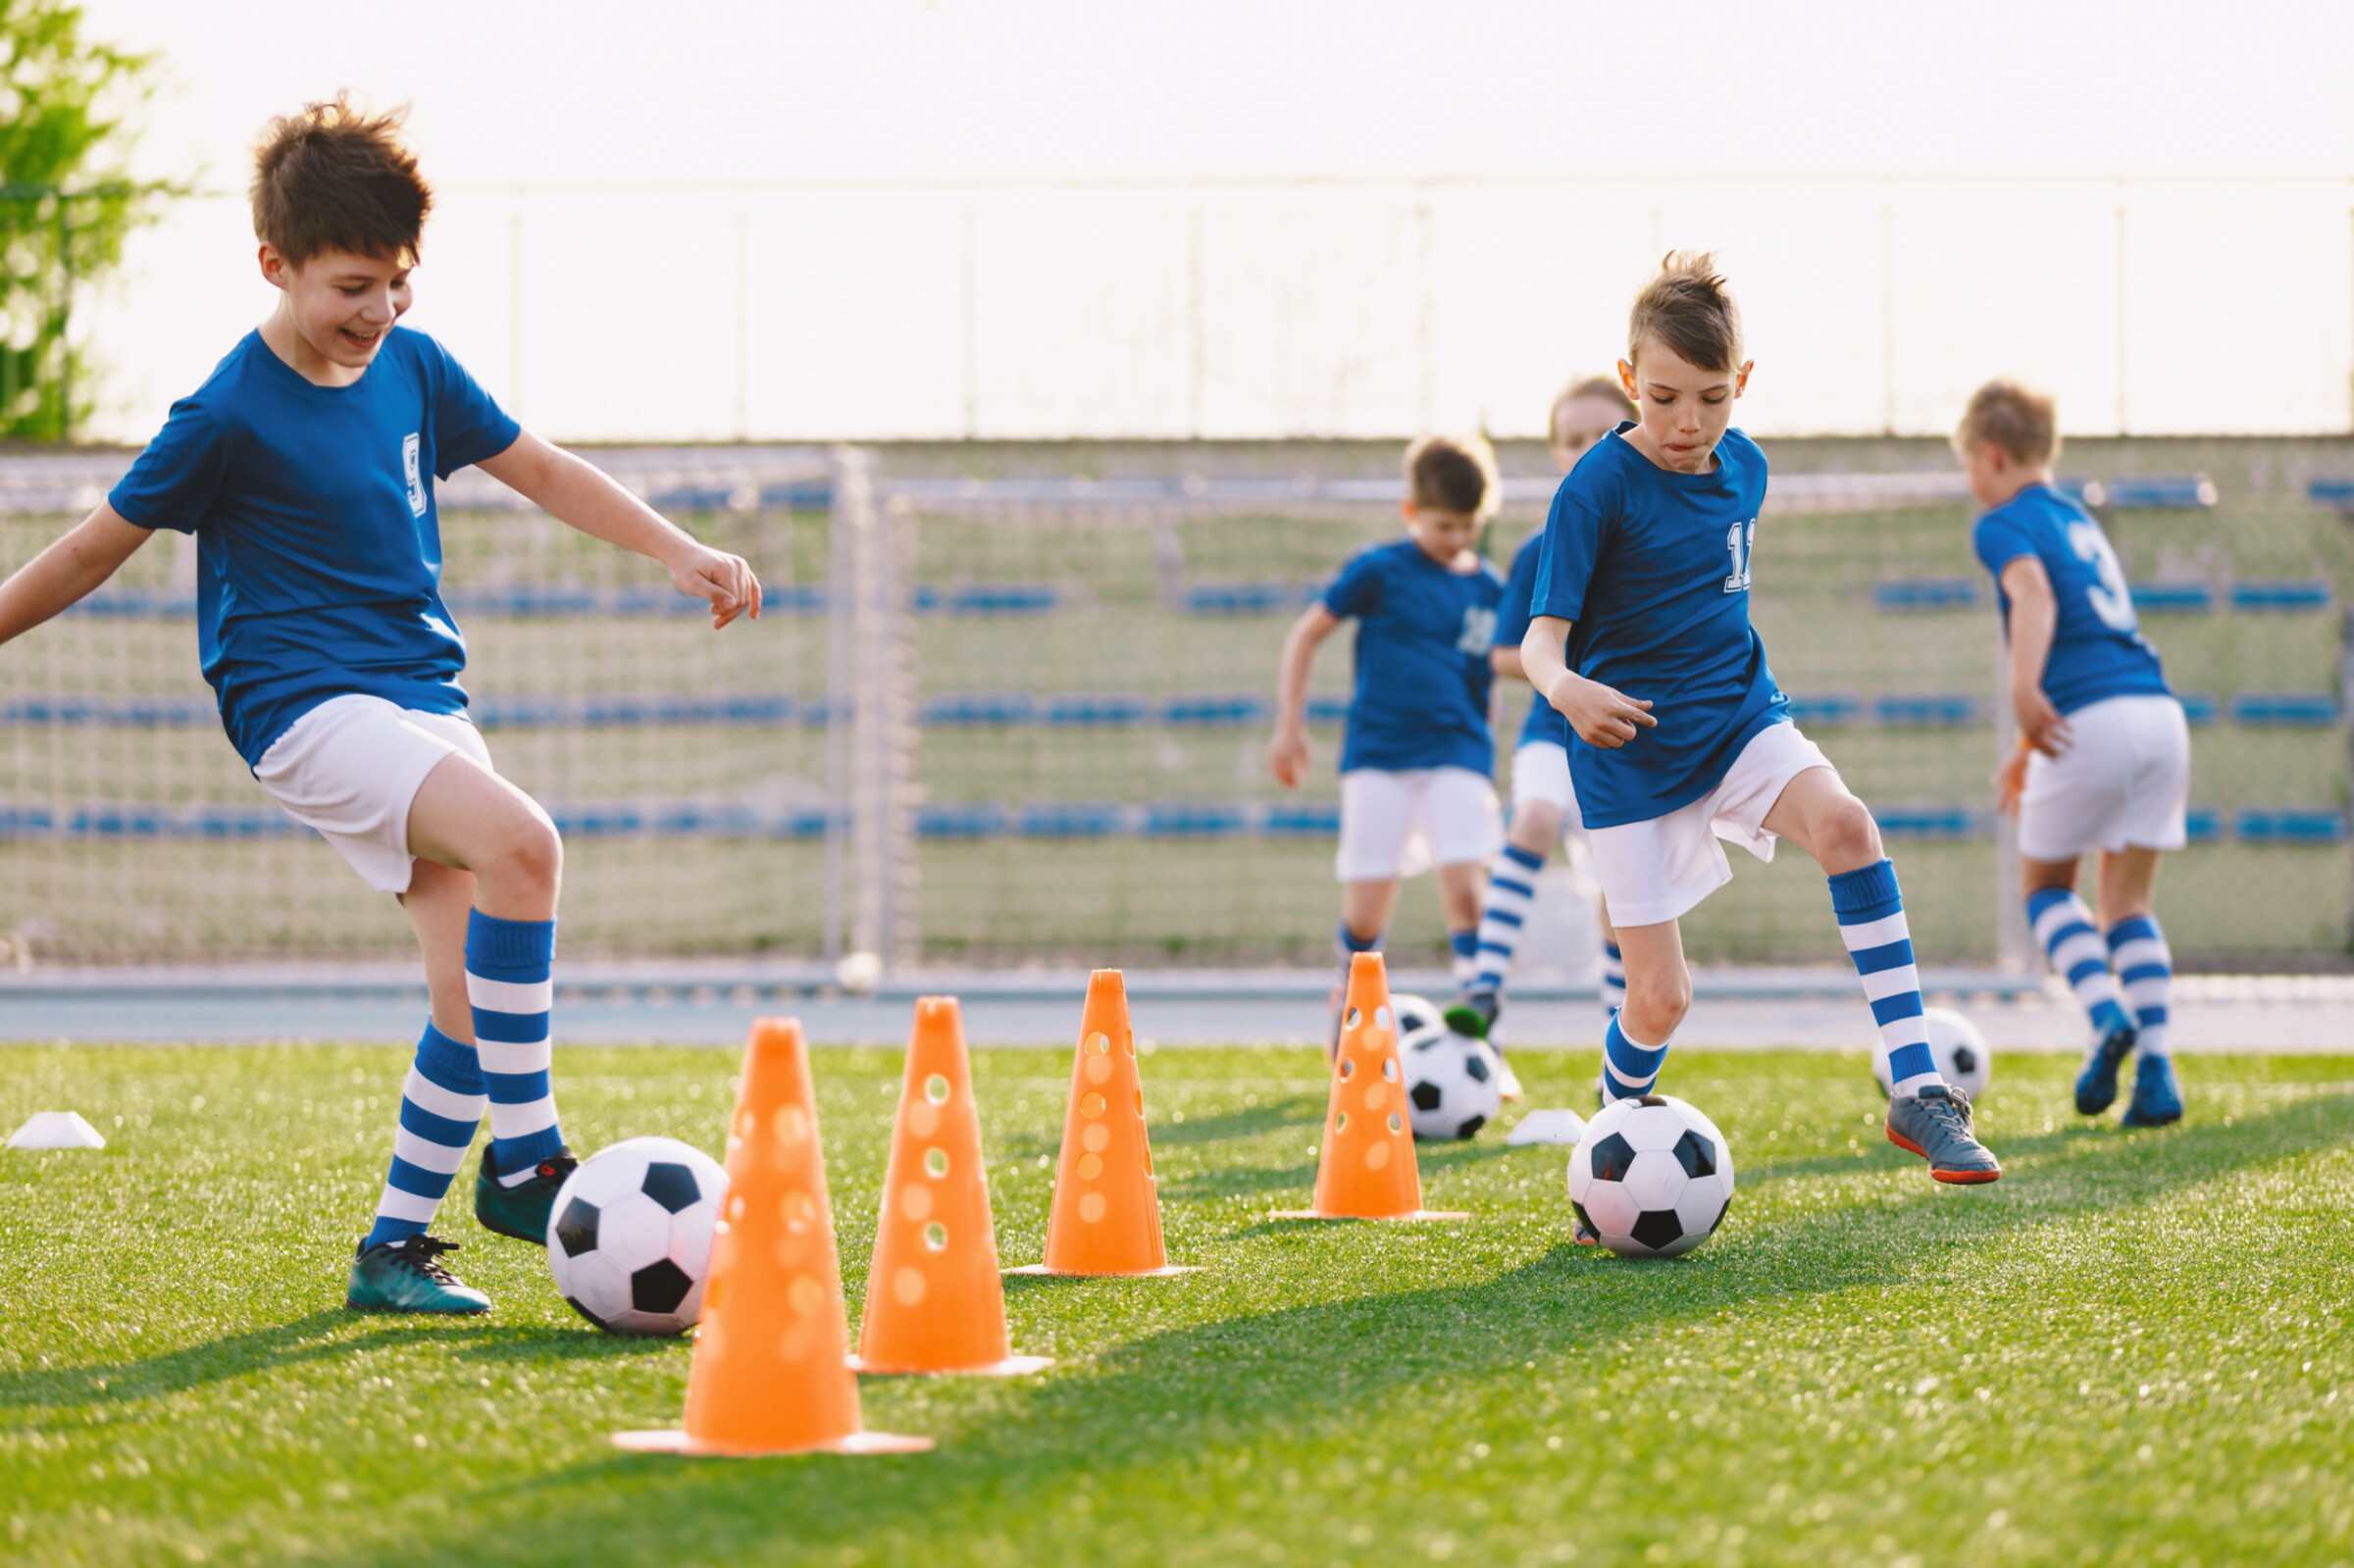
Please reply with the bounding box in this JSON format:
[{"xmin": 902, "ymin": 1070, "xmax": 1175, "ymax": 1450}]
[
  {"xmin": 1566, "ymin": 1093, "xmax": 1734, "ymax": 1258},
  {"xmin": 1394, "ymin": 992, "xmax": 1502, "ymax": 1140},
  {"xmin": 1869, "ymin": 1007, "xmax": 1992, "ymax": 1101},
  {"xmin": 545, "ymin": 1136, "xmax": 728, "ymax": 1337}
]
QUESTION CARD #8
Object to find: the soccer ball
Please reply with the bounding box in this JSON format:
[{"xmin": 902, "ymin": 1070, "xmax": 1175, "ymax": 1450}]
[
  {"xmin": 1394, "ymin": 993, "xmax": 1502, "ymax": 1140},
  {"xmin": 546, "ymin": 1136, "xmax": 729, "ymax": 1337},
  {"xmin": 1869, "ymin": 1007, "xmax": 1992, "ymax": 1101},
  {"xmin": 1566, "ymin": 1093, "xmax": 1734, "ymax": 1258}
]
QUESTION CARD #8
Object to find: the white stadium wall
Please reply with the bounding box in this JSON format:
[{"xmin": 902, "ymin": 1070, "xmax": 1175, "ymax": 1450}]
[{"xmin": 74, "ymin": 177, "xmax": 2354, "ymax": 446}]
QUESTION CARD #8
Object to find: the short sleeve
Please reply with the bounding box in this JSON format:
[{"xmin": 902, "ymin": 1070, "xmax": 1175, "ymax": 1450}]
[
  {"xmin": 1529, "ymin": 478, "xmax": 1605, "ymax": 624},
  {"xmin": 107, "ymin": 401, "xmax": 227, "ymax": 534},
  {"xmin": 1971, "ymin": 512, "xmax": 2035, "ymax": 580},
  {"xmin": 1493, "ymin": 533, "xmax": 1543, "ymax": 647},
  {"xmin": 423, "ymin": 337, "xmax": 521, "ymax": 478},
  {"xmin": 1322, "ymin": 548, "xmax": 1384, "ymax": 620}
]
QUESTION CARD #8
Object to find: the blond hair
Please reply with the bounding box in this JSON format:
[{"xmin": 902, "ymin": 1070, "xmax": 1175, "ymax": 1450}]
[
  {"xmin": 1955, "ymin": 379, "xmax": 2060, "ymax": 467},
  {"xmin": 1551, "ymin": 375, "xmax": 1635, "ymax": 439},
  {"xmin": 1405, "ymin": 433, "xmax": 1501, "ymax": 521}
]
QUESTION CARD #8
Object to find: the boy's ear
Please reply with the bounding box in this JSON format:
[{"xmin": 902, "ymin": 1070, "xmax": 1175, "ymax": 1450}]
[
  {"xmin": 1616, "ymin": 359, "xmax": 1638, "ymax": 403},
  {"xmin": 257, "ymin": 242, "xmax": 293, "ymax": 291},
  {"xmin": 1734, "ymin": 361, "xmax": 1755, "ymax": 396},
  {"xmin": 1399, "ymin": 498, "xmax": 1418, "ymax": 527}
]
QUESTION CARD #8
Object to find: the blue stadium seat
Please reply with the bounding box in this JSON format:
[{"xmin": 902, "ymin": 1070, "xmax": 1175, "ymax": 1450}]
[
  {"xmin": 1872, "ymin": 580, "xmax": 1979, "ymax": 610},
  {"xmin": 1161, "ymin": 694, "xmax": 1268, "ymax": 727},
  {"xmin": 923, "ymin": 692, "xmax": 1034, "ymax": 726},
  {"xmin": 1047, "ymin": 695, "xmax": 1148, "ymax": 727},
  {"xmin": 1305, "ymin": 695, "xmax": 1350, "ymax": 726},
  {"xmin": 2235, "ymin": 809, "xmax": 2347, "ymax": 844},
  {"xmin": 2228, "ymin": 691, "xmax": 2338, "ymax": 727},
  {"xmin": 780, "ymin": 810, "xmax": 836, "ymax": 839},
  {"xmin": 2228, "ymin": 581, "xmax": 2330, "ymax": 612},
  {"xmin": 2130, "ymin": 582, "xmax": 2214, "ymax": 613},
  {"xmin": 2077, "ymin": 475, "xmax": 2217, "ymax": 509},
  {"xmin": 2176, "ymin": 692, "xmax": 2219, "ymax": 726},
  {"xmin": 1262, "ymin": 803, "xmax": 1343, "ymax": 836},
  {"xmin": 2183, "ymin": 807, "xmax": 2222, "ymax": 843},
  {"xmin": 1872, "ymin": 693, "xmax": 1980, "ymax": 726},
  {"xmin": 650, "ymin": 484, "xmax": 739, "ymax": 512},
  {"xmin": 758, "ymin": 480, "xmax": 834, "ymax": 510},
  {"xmin": 917, "ymin": 584, "xmax": 1057, "ymax": 616},
  {"xmin": 1145, "ymin": 803, "xmax": 1245, "ymax": 836},
  {"xmin": 1185, "ymin": 582, "xmax": 1302, "ymax": 615},
  {"xmin": 1020, "ymin": 802, "xmax": 1125, "ymax": 837},
  {"xmin": 65, "ymin": 589, "xmax": 196, "ymax": 620},
  {"xmin": 1870, "ymin": 806, "xmax": 1977, "ymax": 839},
  {"xmin": 551, "ymin": 807, "xmax": 644, "ymax": 837},
  {"xmin": 770, "ymin": 584, "xmax": 830, "ymax": 615},
  {"xmin": 918, "ymin": 803, "xmax": 1008, "ymax": 838},
  {"xmin": 3, "ymin": 697, "xmax": 98, "ymax": 724},
  {"xmin": 2307, "ymin": 479, "xmax": 2354, "ymax": 508},
  {"xmin": 0, "ymin": 807, "xmax": 54, "ymax": 837},
  {"xmin": 1785, "ymin": 693, "xmax": 1860, "ymax": 726},
  {"xmin": 71, "ymin": 806, "xmax": 166, "ymax": 838}
]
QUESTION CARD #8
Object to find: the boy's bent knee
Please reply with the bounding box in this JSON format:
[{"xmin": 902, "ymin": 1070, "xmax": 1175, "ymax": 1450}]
[
  {"xmin": 1620, "ymin": 973, "xmax": 1691, "ymax": 1040},
  {"xmin": 1817, "ymin": 795, "xmax": 1883, "ymax": 872}
]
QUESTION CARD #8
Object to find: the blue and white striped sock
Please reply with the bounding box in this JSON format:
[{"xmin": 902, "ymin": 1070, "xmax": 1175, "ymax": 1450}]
[
  {"xmin": 1830, "ymin": 859, "xmax": 1939, "ymax": 1099},
  {"xmin": 2106, "ymin": 915, "xmax": 2173, "ymax": 1062},
  {"xmin": 1601, "ymin": 1012, "xmax": 1668, "ymax": 1102},
  {"xmin": 468, "ymin": 911, "xmax": 564, "ymax": 1185},
  {"xmin": 1471, "ymin": 843, "xmax": 1544, "ymax": 993},
  {"xmin": 2027, "ymin": 887, "xmax": 2134, "ymax": 1039},
  {"xmin": 1449, "ymin": 929, "xmax": 1480, "ymax": 986},
  {"xmin": 1599, "ymin": 938, "xmax": 1625, "ymax": 1022},
  {"xmin": 362, "ymin": 1023, "xmax": 486, "ymax": 1249}
]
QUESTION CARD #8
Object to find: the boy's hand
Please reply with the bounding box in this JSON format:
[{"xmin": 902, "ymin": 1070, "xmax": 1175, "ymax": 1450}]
[
  {"xmin": 2013, "ymin": 686, "xmax": 2071, "ymax": 757},
  {"xmin": 669, "ymin": 543, "xmax": 762, "ymax": 629},
  {"xmin": 1992, "ymin": 743, "xmax": 2030, "ymax": 817},
  {"xmin": 1547, "ymin": 670, "xmax": 1656, "ymax": 749},
  {"xmin": 1268, "ymin": 726, "xmax": 1310, "ymax": 788}
]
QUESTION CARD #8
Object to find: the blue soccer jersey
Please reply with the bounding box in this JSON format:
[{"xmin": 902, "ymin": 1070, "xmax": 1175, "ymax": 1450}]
[
  {"xmin": 1496, "ymin": 529, "xmax": 1570, "ymax": 751},
  {"xmin": 1528, "ymin": 425, "xmax": 1790, "ymax": 829},
  {"xmin": 109, "ymin": 328, "xmax": 522, "ymax": 767},
  {"xmin": 1970, "ymin": 484, "xmax": 2171, "ymax": 715},
  {"xmin": 1322, "ymin": 537, "xmax": 1506, "ymax": 775}
]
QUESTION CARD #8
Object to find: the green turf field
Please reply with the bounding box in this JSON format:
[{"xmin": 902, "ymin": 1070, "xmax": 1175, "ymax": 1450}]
[{"xmin": 4, "ymin": 1042, "xmax": 2350, "ymax": 1566}]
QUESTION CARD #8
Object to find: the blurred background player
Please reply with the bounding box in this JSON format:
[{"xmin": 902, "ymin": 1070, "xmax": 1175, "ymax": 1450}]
[
  {"xmin": 1269, "ymin": 435, "xmax": 1507, "ymax": 1046},
  {"xmin": 0, "ymin": 98, "xmax": 762, "ymax": 1314},
  {"xmin": 1446, "ymin": 376, "xmax": 1636, "ymax": 1057},
  {"xmin": 1521, "ymin": 253, "xmax": 2003, "ymax": 1187},
  {"xmin": 1958, "ymin": 379, "xmax": 2187, "ymax": 1127}
]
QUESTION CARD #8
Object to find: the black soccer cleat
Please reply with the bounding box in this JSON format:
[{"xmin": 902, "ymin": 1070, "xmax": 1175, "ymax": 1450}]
[
  {"xmin": 2073, "ymin": 1022, "xmax": 2137, "ymax": 1117},
  {"xmin": 473, "ymin": 1144, "xmax": 578, "ymax": 1245}
]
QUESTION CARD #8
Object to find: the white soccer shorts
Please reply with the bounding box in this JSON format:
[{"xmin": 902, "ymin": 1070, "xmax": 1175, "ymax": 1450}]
[
  {"xmin": 1334, "ymin": 766, "xmax": 1504, "ymax": 882},
  {"xmin": 1585, "ymin": 721, "xmax": 1834, "ymax": 928},
  {"xmin": 253, "ymin": 692, "xmax": 498, "ymax": 895},
  {"xmin": 1510, "ymin": 740, "xmax": 1590, "ymax": 846},
  {"xmin": 2017, "ymin": 693, "xmax": 2190, "ymax": 861}
]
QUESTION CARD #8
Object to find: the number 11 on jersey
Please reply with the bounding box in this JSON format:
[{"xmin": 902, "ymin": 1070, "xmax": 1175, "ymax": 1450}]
[{"xmin": 1723, "ymin": 518, "xmax": 1757, "ymax": 593}]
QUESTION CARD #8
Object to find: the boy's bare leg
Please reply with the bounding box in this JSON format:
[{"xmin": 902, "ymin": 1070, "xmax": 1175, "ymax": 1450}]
[
  {"xmin": 1599, "ymin": 917, "xmax": 1687, "ymax": 1100},
  {"xmin": 1446, "ymin": 800, "xmax": 1559, "ymax": 1041},
  {"xmin": 2095, "ymin": 846, "xmax": 2162, "ymax": 928},
  {"xmin": 1329, "ymin": 878, "xmax": 1400, "ymax": 1052},
  {"xmin": 405, "ymin": 752, "xmax": 561, "ymax": 919},
  {"xmin": 400, "ymin": 859, "xmax": 479, "ymax": 1043}
]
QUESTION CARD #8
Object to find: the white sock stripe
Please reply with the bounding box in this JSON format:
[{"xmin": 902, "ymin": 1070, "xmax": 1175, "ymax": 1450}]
[
  {"xmin": 402, "ymin": 1072, "xmax": 487, "ymax": 1124},
  {"xmin": 2032, "ymin": 898, "xmax": 2097, "ymax": 947},
  {"xmin": 374, "ymin": 1186, "xmax": 442, "ymax": 1224},
  {"xmin": 1860, "ymin": 966, "xmax": 1922, "ymax": 1004},
  {"xmin": 466, "ymin": 973, "xmax": 554, "ymax": 1015},
  {"xmin": 487, "ymin": 1095, "xmax": 559, "ymax": 1138},
  {"xmin": 2120, "ymin": 978, "xmax": 2170, "ymax": 1007},
  {"xmin": 2110, "ymin": 936, "xmax": 2171, "ymax": 971},
  {"xmin": 1836, "ymin": 911, "xmax": 1910, "ymax": 951},
  {"xmin": 393, "ymin": 1126, "xmax": 472, "ymax": 1173},
  {"xmin": 1603, "ymin": 1059, "xmax": 1658, "ymax": 1088},
  {"xmin": 476, "ymin": 1038, "xmax": 552, "ymax": 1075},
  {"xmin": 2052, "ymin": 934, "xmax": 2115, "ymax": 980}
]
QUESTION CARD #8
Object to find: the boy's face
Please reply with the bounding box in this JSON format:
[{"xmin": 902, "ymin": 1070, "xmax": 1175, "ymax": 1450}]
[
  {"xmin": 1617, "ymin": 337, "xmax": 1751, "ymax": 474},
  {"xmin": 1403, "ymin": 502, "xmax": 1483, "ymax": 566},
  {"xmin": 260, "ymin": 244, "xmax": 414, "ymax": 372},
  {"xmin": 1957, "ymin": 436, "xmax": 2032, "ymax": 509},
  {"xmin": 1550, "ymin": 395, "xmax": 1626, "ymax": 476}
]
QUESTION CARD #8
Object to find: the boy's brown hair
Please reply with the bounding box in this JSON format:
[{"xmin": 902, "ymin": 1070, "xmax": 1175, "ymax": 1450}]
[
  {"xmin": 1955, "ymin": 378, "xmax": 2060, "ymax": 467},
  {"xmin": 1627, "ymin": 251, "xmax": 1743, "ymax": 374},
  {"xmin": 251, "ymin": 95, "xmax": 432, "ymax": 268},
  {"xmin": 1406, "ymin": 433, "xmax": 1501, "ymax": 521},
  {"xmin": 1551, "ymin": 375, "xmax": 1636, "ymax": 438}
]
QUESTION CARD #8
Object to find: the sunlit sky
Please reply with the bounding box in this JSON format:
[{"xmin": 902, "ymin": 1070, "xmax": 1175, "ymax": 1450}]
[{"xmin": 82, "ymin": 0, "xmax": 2354, "ymax": 190}]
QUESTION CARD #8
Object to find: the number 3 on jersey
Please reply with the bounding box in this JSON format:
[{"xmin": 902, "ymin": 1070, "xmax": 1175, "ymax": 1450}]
[
  {"xmin": 1723, "ymin": 518, "xmax": 1757, "ymax": 593},
  {"xmin": 2067, "ymin": 520, "xmax": 2136, "ymax": 632}
]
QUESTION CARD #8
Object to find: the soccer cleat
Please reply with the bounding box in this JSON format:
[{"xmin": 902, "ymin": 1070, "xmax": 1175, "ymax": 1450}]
[
  {"xmin": 346, "ymin": 1234, "xmax": 489, "ymax": 1315},
  {"xmin": 2073, "ymin": 1023, "xmax": 2138, "ymax": 1116},
  {"xmin": 1492, "ymin": 1048, "xmax": 1524, "ymax": 1101},
  {"xmin": 473, "ymin": 1145, "xmax": 578, "ymax": 1245},
  {"xmin": 1442, "ymin": 988, "xmax": 1499, "ymax": 1039},
  {"xmin": 1571, "ymin": 1211, "xmax": 1601, "ymax": 1246},
  {"xmin": 1884, "ymin": 1084, "xmax": 2002, "ymax": 1185},
  {"xmin": 2120, "ymin": 1054, "xmax": 2184, "ymax": 1128}
]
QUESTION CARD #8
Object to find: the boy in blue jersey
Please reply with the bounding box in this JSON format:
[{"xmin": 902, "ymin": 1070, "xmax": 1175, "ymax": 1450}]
[
  {"xmin": 1959, "ymin": 379, "xmax": 2187, "ymax": 1127},
  {"xmin": 1270, "ymin": 435, "xmax": 1507, "ymax": 1038},
  {"xmin": 1521, "ymin": 254, "xmax": 2001, "ymax": 1186},
  {"xmin": 1446, "ymin": 377, "xmax": 1635, "ymax": 1047},
  {"xmin": 0, "ymin": 100, "xmax": 761, "ymax": 1313}
]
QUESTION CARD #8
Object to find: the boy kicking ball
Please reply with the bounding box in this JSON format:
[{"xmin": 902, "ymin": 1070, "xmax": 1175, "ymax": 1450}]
[
  {"xmin": 1270, "ymin": 435, "xmax": 1507, "ymax": 1046},
  {"xmin": 0, "ymin": 99, "xmax": 761, "ymax": 1313},
  {"xmin": 1958, "ymin": 379, "xmax": 2187, "ymax": 1127},
  {"xmin": 1447, "ymin": 377, "xmax": 1636, "ymax": 1051},
  {"xmin": 1519, "ymin": 253, "xmax": 2001, "ymax": 1191}
]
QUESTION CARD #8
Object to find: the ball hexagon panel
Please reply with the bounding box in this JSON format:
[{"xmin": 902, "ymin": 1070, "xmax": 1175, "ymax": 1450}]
[
  {"xmin": 593, "ymin": 1191, "xmax": 675, "ymax": 1273},
  {"xmin": 1674, "ymin": 1177, "xmax": 1732, "ymax": 1240},
  {"xmin": 1580, "ymin": 1179, "xmax": 1642, "ymax": 1239},
  {"xmin": 561, "ymin": 1250, "xmax": 634, "ymax": 1325},
  {"xmin": 1628, "ymin": 1208, "xmax": 1685, "ymax": 1253},
  {"xmin": 671, "ymin": 1198, "xmax": 719, "ymax": 1276},
  {"xmin": 640, "ymin": 1161, "xmax": 704, "ymax": 1214},
  {"xmin": 569, "ymin": 1154, "xmax": 651, "ymax": 1209},
  {"xmin": 1619, "ymin": 1102, "xmax": 1690, "ymax": 1153},
  {"xmin": 1620, "ymin": 1148, "xmax": 1689, "ymax": 1213}
]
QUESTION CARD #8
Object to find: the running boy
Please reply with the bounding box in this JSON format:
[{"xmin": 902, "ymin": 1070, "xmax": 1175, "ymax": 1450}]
[
  {"xmin": 0, "ymin": 99, "xmax": 762, "ymax": 1312},
  {"xmin": 1447, "ymin": 376, "xmax": 1635, "ymax": 1046},
  {"xmin": 1520, "ymin": 253, "xmax": 2001, "ymax": 1184},
  {"xmin": 1269, "ymin": 435, "xmax": 1506, "ymax": 1035},
  {"xmin": 1959, "ymin": 379, "xmax": 2186, "ymax": 1127}
]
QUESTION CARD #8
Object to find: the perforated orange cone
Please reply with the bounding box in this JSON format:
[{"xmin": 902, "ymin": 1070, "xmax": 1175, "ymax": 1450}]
[
  {"xmin": 615, "ymin": 1017, "xmax": 931, "ymax": 1456},
  {"xmin": 1009, "ymin": 970, "xmax": 1197, "ymax": 1277},
  {"xmin": 1276, "ymin": 952, "xmax": 1465, "ymax": 1222},
  {"xmin": 850, "ymin": 997, "xmax": 1050, "ymax": 1376}
]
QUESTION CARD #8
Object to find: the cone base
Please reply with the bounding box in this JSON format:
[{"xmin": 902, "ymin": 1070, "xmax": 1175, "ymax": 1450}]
[
  {"xmin": 1004, "ymin": 1262, "xmax": 1201, "ymax": 1278},
  {"xmin": 846, "ymin": 1352, "xmax": 1055, "ymax": 1378},
  {"xmin": 613, "ymin": 1427, "xmax": 934, "ymax": 1457},
  {"xmin": 1269, "ymin": 1208, "xmax": 1470, "ymax": 1222}
]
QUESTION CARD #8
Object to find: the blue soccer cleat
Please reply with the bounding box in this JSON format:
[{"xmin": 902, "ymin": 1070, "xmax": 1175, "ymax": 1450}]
[
  {"xmin": 2120, "ymin": 1054, "xmax": 2184, "ymax": 1128},
  {"xmin": 346, "ymin": 1235, "xmax": 489, "ymax": 1315},
  {"xmin": 2073, "ymin": 1022, "xmax": 2137, "ymax": 1117}
]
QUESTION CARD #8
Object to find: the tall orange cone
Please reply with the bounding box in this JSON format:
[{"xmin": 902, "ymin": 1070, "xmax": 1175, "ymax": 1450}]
[
  {"xmin": 1008, "ymin": 970, "xmax": 1197, "ymax": 1277},
  {"xmin": 850, "ymin": 997, "xmax": 1051, "ymax": 1376},
  {"xmin": 615, "ymin": 1018, "xmax": 931, "ymax": 1456},
  {"xmin": 1276, "ymin": 952, "xmax": 1466, "ymax": 1222}
]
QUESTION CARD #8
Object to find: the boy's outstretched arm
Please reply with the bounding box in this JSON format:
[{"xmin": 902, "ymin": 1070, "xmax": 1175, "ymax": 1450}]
[
  {"xmin": 1521, "ymin": 614, "xmax": 1655, "ymax": 749},
  {"xmin": 1268, "ymin": 602, "xmax": 1339, "ymax": 787},
  {"xmin": 0, "ymin": 504, "xmax": 153, "ymax": 647},
  {"xmin": 477, "ymin": 433, "xmax": 761, "ymax": 628}
]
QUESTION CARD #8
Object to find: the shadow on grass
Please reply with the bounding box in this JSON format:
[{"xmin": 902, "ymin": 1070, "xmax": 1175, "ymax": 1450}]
[{"xmin": 271, "ymin": 1087, "xmax": 2354, "ymax": 1568}]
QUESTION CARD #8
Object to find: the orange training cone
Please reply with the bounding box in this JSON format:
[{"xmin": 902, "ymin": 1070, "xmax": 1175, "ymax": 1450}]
[
  {"xmin": 850, "ymin": 996, "xmax": 1051, "ymax": 1376},
  {"xmin": 1009, "ymin": 970, "xmax": 1197, "ymax": 1277},
  {"xmin": 1277, "ymin": 952, "xmax": 1465, "ymax": 1222},
  {"xmin": 615, "ymin": 1017, "xmax": 931, "ymax": 1456}
]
